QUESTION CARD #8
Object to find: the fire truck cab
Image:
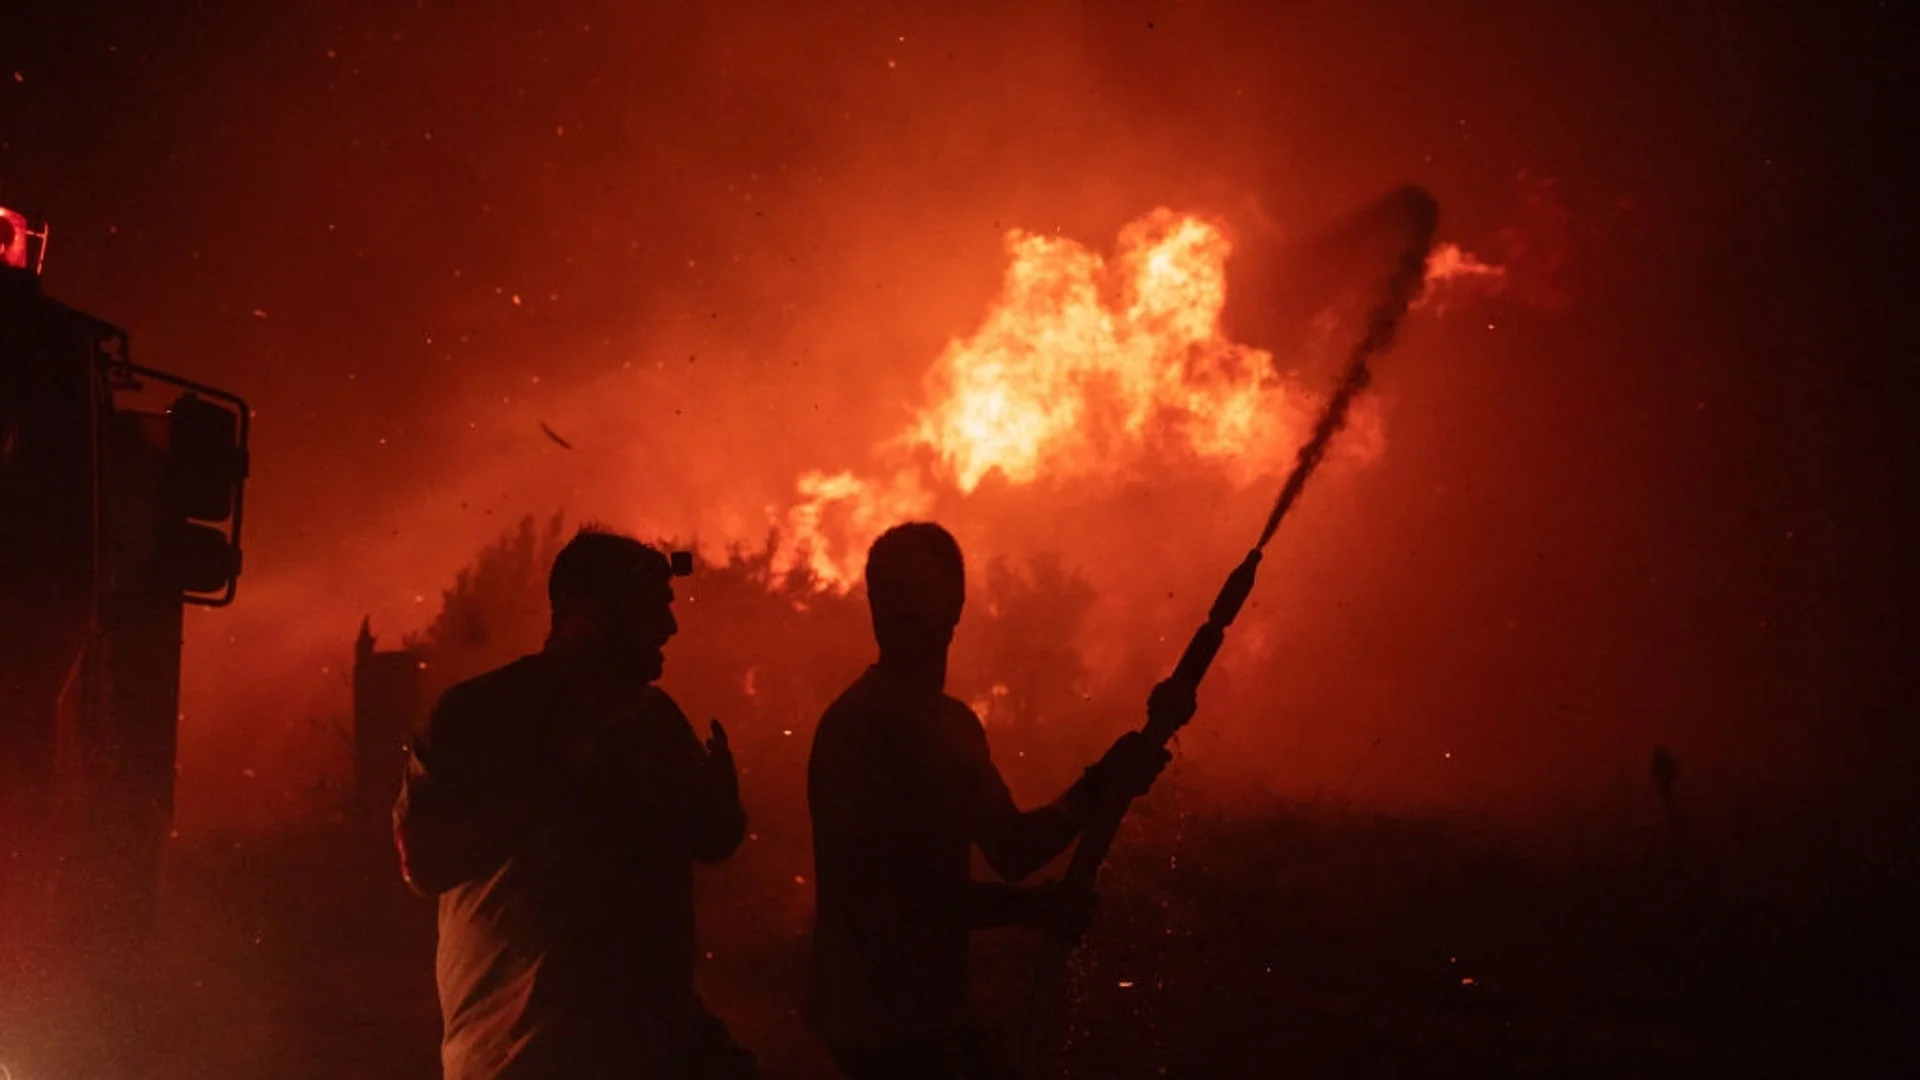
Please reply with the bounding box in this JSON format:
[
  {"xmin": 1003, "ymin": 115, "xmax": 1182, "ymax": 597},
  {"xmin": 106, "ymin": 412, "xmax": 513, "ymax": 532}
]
[{"xmin": 1, "ymin": 205, "xmax": 249, "ymax": 960}]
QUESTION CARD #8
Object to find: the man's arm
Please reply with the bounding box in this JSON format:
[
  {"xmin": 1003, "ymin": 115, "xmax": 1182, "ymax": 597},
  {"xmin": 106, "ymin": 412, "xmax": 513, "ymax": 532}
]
[
  {"xmin": 880, "ymin": 857, "xmax": 1091, "ymax": 935},
  {"xmin": 962, "ymin": 708, "xmax": 1178, "ymax": 886},
  {"xmin": 647, "ymin": 691, "xmax": 745, "ymax": 864},
  {"xmin": 687, "ymin": 716, "xmax": 747, "ymax": 863},
  {"xmin": 956, "ymin": 713, "xmax": 1088, "ymax": 885},
  {"xmin": 393, "ymin": 690, "xmax": 567, "ymax": 895}
]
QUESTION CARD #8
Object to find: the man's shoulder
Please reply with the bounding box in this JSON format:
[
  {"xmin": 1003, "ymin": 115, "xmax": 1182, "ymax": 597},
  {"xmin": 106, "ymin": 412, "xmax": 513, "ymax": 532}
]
[
  {"xmin": 937, "ymin": 692, "xmax": 982, "ymax": 727},
  {"xmin": 932, "ymin": 693, "xmax": 989, "ymax": 752},
  {"xmin": 817, "ymin": 667, "xmax": 884, "ymax": 725},
  {"xmin": 811, "ymin": 668, "xmax": 891, "ymax": 766},
  {"xmin": 412, "ymin": 656, "xmax": 552, "ymax": 766},
  {"xmin": 433, "ymin": 654, "xmax": 552, "ymax": 720},
  {"xmin": 812, "ymin": 671, "xmax": 984, "ymax": 757},
  {"xmin": 640, "ymin": 684, "xmax": 692, "ymax": 729}
]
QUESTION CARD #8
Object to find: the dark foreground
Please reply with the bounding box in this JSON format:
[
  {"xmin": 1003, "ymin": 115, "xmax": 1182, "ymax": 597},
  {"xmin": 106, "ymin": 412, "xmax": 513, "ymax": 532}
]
[{"xmin": 7, "ymin": 784, "xmax": 1915, "ymax": 1079}]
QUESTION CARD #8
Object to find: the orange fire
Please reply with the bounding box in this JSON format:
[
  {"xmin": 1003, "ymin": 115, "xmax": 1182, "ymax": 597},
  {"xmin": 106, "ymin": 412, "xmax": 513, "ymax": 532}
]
[
  {"xmin": 769, "ymin": 209, "xmax": 1297, "ymax": 589},
  {"xmin": 911, "ymin": 209, "xmax": 1287, "ymax": 492},
  {"xmin": 767, "ymin": 208, "xmax": 1491, "ymax": 591},
  {"xmin": 1418, "ymin": 241, "xmax": 1507, "ymax": 310},
  {"xmin": 770, "ymin": 468, "xmax": 934, "ymax": 588}
]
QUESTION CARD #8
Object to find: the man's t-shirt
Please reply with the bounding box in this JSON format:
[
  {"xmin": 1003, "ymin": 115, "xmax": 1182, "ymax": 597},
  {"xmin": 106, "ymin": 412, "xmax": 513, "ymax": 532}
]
[
  {"xmin": 807, "ymin": 664, "xmax": 1026, "ymax": 1048},
  {"xmin": 393, "ymin": 653, "xmax": 745, "ymax": 1079}
]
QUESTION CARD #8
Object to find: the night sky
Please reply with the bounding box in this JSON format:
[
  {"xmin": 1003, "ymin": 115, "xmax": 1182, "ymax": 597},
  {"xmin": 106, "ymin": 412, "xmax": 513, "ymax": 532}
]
[{"xmin": 3, "ymin": 0, "xmax": 1914, "ymax": 829}]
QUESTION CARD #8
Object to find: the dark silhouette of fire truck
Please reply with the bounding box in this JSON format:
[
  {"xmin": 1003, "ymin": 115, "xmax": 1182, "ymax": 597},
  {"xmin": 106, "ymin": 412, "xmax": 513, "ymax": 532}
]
[{"xmin": 1, "ymin": 205, "xmax": 249, "ymax": 954}]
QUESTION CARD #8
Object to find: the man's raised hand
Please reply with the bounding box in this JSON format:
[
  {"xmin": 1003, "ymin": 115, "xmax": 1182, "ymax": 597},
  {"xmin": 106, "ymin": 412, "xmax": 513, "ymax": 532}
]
[{"xmin": 703, "ymin": 718, "xmax": 739, "ymax": 795}]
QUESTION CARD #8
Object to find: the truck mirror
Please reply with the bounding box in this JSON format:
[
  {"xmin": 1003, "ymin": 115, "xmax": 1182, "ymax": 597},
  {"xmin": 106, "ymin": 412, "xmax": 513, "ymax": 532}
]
[
  {"xmin": 163, "ymin": 521, "xmax": 241, "ymax": 595},
  {"xmin": 167, "ymin": 393, "xmax": 245, "ymax": 523}
]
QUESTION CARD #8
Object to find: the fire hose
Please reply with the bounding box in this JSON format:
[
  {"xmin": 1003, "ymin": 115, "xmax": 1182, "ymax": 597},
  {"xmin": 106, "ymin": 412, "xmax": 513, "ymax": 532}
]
[{"xmin": 1019, "ymin": 186, "xmax": 1440, "ymax": 1077}]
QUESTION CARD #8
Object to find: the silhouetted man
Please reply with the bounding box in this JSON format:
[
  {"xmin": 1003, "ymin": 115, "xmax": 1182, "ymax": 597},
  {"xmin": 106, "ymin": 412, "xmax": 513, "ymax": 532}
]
[
  {"xmin": 808, "ymin": 522, "xmax": 1183, "ymax": 1079},
  {"xmin": 394, "ymin": 527, "xmax": 757, "ymax": 1079}
]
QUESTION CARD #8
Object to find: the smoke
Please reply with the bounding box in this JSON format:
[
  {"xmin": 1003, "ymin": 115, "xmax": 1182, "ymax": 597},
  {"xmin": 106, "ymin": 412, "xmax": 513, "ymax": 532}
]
[
  {"xmin": 137, "ymin": 3, "xmax": 1606, "ymax": 837},
  {"xmin": 12, "ymin": 5, "xmax": 1916, "ymax": 1075},
  {"xmin": 173, "ymin": 177, "xmax": 1472, "ymax": 834}
]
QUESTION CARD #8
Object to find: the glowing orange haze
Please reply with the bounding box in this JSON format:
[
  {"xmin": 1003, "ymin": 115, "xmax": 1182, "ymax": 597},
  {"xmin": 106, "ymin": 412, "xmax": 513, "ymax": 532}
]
[
  {"xmin": 176, "ymin": 202, "xmax": 1498, "ymax": 832},
  {"xmin": 770, "ymin": 209, "xmax": 1305, "ymax": 590}
]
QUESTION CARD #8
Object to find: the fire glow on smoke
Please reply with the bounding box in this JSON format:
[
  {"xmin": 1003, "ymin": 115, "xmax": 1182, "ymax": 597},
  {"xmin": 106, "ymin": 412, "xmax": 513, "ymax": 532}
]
[
  {"xmin": 762, "ymin": 209, "xmax": 1498, "ymax": 591},
  {"xmin": 915, "ymin": 210, "xmax": 1286, "ymax": 491},
  {"xmin": 770, "ymin": 209, "xmax": 1300, "ymax": 588}
]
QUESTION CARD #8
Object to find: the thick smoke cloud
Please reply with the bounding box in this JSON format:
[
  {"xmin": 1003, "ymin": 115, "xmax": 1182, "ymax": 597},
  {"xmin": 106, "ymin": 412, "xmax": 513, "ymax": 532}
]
[
  {"xmin": 2, "ymin": 0, "xmax": 1909, "ymax": 835},
  {"xmin": 6, "ymin": 5, "xmax": 1916, "ymax": 1078}
]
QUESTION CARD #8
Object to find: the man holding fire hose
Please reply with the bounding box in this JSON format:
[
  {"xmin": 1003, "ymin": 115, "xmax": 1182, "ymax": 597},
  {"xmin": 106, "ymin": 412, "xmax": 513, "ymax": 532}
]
[
  {"xmin": 393, "ymin": 527, "xmax": 758, "ymax": 1079},
  {"xmin": 807, "ymin": 522, "xmax": 1187, "ymax": 1079}
]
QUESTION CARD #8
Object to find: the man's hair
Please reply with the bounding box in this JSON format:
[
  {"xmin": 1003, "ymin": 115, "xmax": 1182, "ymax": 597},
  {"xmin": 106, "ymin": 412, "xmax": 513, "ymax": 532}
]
[
  {"xmin": 864, "ymin": 522, "xmax": 965, "ymax": 623},
  {"xmin": 548, "ymin": 526, "xmax": 670, "ymax": 608}
]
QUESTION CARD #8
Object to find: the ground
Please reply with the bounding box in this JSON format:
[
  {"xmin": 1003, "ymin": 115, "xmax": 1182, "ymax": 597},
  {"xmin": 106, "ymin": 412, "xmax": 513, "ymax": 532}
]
[{"xmin": 7, "ymin": 784, "xmax": 1913, "ymax": 1079}]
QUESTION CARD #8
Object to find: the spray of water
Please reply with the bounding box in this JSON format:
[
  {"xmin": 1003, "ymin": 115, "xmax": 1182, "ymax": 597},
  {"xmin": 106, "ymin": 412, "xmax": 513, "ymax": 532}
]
[
  {"xmin": 1256, "ymin": 185, "xmax": 1441, "ymax": 550},
  {"xmin": 1024, "ymin": 184, "xmax": 1443, "ymax": 1078}
]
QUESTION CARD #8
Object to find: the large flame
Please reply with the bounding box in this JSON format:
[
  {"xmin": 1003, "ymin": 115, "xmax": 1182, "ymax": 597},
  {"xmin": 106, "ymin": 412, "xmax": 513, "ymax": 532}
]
[
  {"xmin": 765, "ymin": 208, "xmax": 1490, "ymax": 591},
  {"xmin": 769, "ymin": 209, "xmax": 1299, "ymax": 589},
  {"xmin": 911, "ymin": 209, "xmax": 1286, "ymax": 491},
  {"xmin": 769, "ymin": 468, "xmax": 935, "ymax": 588}
]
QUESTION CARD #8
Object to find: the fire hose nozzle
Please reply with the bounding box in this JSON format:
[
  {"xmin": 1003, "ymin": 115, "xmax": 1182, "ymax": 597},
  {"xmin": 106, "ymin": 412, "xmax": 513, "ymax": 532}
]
[
  {"xmin": 1166, "ymin": 550, "xmax": 1265, "ymax": 698},
  {"xmin": 1208, "ymin": 549, "xmax": 1263, "ymax": 627}
]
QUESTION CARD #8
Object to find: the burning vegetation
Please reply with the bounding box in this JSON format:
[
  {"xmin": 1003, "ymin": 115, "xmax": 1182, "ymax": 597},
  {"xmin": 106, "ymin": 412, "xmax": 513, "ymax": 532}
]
[{"xmin": 773, "ymin": 208, "xmax": 1331, "ymax": 590}]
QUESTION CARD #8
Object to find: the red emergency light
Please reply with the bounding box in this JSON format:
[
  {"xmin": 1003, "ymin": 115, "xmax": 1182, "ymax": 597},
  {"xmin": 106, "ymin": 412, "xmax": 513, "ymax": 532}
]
[{"xmin": 0, "ymin": 205, "xmax": 50, "ymax": 275}]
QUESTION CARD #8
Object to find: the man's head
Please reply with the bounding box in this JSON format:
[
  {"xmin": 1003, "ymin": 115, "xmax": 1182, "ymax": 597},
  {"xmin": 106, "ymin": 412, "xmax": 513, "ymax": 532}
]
[
  {"xmin": 546, "ymin": 526, "xmax": 678, "ymax": 685},
  {"xmin": 864, "ymin": 522, "xmax": 966, "ymax": 660}
]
